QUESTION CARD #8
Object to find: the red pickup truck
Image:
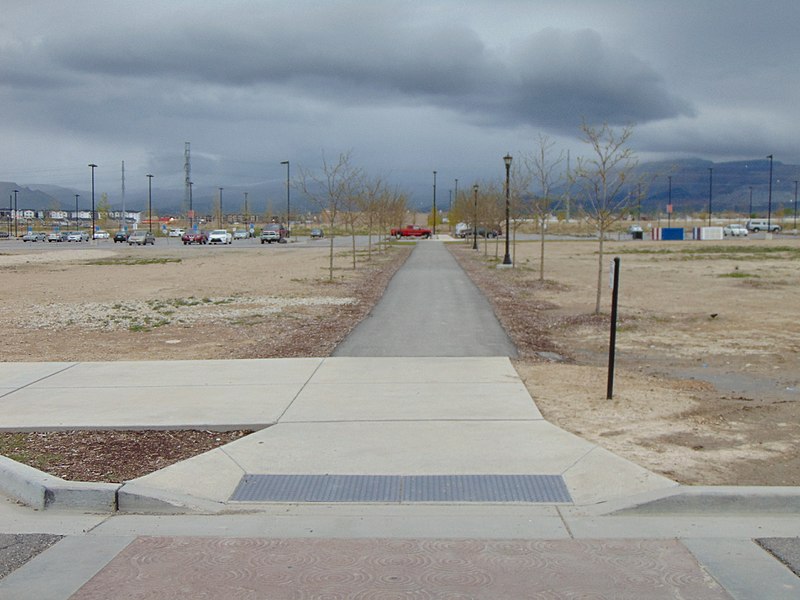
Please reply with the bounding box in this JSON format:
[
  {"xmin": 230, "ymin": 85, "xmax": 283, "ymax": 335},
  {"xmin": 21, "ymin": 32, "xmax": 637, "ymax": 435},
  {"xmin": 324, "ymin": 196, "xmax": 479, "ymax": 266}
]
[{"xmin": 390, "ymin": 225, "xmax": 432, "ymax": 239}]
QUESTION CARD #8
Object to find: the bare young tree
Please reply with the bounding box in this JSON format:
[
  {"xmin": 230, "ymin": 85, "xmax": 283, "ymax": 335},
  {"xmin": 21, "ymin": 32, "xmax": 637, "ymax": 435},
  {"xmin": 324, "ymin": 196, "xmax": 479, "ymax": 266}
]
[
  {"xmin": 299, "ymin": 151, "xmax": 361, "ymax": 281},
  {"xmin": 526, "ymin": 134, "xmax": 565, "ymax": 280},
  {"xmin": 573, "ymin": 121, "xmax": 638, "ymax": 314}
]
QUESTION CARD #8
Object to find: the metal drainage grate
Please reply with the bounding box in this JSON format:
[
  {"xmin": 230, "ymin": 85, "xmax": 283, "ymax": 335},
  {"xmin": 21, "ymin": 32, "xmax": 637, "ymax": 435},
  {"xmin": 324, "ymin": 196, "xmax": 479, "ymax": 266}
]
[{"xmin": 230, "ymin": 474, "xmax": 572, "ymax": 503}]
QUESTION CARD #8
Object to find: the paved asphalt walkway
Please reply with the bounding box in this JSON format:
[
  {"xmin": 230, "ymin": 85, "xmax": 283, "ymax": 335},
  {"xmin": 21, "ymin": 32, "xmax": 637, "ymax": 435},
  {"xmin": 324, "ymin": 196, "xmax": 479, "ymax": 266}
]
[
  {"xmin": 0, "ymin": 240, "xmax": 798, "ymax": 598},
  {"xmin": 334, "ymin": 241, "xmax": 517, "ymax": 357}
]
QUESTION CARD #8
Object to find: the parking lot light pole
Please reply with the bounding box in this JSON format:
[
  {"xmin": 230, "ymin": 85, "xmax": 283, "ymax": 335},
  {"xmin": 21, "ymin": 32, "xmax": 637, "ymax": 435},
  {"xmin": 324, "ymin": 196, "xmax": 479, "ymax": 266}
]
[
  {"xmin": 88, "ymin": 164, "xmax": 97, "ymax": 238},
  {"xmin": 188, "ymin": 181, "xmax": 193, "ymax": 229},
  {"xmin": 503, "ymin": 154, "xmax": 512, "ymax": 265},
  {"xmin": 13, "ymin": 189, "xmax": 19, "ymax": 238},
  {"xmin": 767, "ymin": 154, "xmax": 774, "ymax": 232},
  {"xmin": 147, "ymin": 174, "xmax": 154, "ymax": 233},
  {"xmin": 794, "ymin": 180, "xmax": 798, "ymax": 233},
  {"xmin": 218, "ymin": 187, "xmax": 223, "ymax": 229},
  {"xmin": 707, "ymin": 167, "xmax": 713, "ymax": 226},
  {"xmin": 432, "ymin": 170, "xmax": 437, "ymax": 236},
  {"xmin": 472, "ymin": 184, "xmax": 479, "ymax": 250},
  {"xmin": 281, "ymin": 161, "xmax": 290, "ymax": 236},
  {"xmin": 74, "ymin": 194, "xmax": 79, "ymax": 230}
]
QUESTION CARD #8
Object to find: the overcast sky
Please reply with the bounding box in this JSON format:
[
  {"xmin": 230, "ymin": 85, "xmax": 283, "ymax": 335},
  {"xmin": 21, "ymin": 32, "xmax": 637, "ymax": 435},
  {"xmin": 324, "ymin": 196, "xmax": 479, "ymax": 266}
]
[{"xmin": 2, "ymin": 0, "xmax": 799, "ymax": 202}]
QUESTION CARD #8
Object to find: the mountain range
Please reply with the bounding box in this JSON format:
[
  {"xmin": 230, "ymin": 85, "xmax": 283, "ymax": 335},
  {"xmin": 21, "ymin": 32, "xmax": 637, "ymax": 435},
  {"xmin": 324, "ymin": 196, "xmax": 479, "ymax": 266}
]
[{"xmin": 3, "ymin": 158, "xmax": 798, "ymax": 216}]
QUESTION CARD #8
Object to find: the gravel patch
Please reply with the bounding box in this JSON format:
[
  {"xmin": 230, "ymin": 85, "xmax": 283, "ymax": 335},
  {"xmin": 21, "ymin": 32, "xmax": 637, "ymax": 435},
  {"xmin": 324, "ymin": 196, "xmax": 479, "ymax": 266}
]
[
  {"xmin": 0, "ymin": 534, "xmax": 63, "ymax": 580},
  {"xmin": 3, "ymin": 295, "xmax": 357, "ymax": 331}
]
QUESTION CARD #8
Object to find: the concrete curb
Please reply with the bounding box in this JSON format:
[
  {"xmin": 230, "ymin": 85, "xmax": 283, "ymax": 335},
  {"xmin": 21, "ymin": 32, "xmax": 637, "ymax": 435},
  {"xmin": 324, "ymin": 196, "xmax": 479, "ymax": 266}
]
[
  {"xmin": 0, "ymin": 456, "xmax": 119, "ymax": 512},
  {"xmin": 607, "ymin": 485, "xmax": 800, "ymax": 515}
]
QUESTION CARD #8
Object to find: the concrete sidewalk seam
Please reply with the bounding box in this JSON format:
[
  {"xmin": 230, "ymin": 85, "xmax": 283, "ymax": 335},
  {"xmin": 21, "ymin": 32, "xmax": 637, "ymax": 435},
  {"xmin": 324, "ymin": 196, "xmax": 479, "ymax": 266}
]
[
  {"xmin": 275, "ymin": 357, "xmax": 326, "ymax": 423},
  {"xmin": 0, "ymin": 362, "xmax": 78, "ymax": 400}
]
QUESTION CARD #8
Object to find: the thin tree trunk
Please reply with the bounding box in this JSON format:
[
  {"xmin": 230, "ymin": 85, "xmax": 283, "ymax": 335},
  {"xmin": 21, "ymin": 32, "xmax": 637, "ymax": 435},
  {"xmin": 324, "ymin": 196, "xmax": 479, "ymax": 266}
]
[
  {"xmin": 595, "ymin": 228, "xmax": 605, "ymax": 314},
  {"xmin": 329, "ymin": 231, "xmax": 335, "ymax": 281},
  {"xmin": 539, "ymin": 220, "xmax": 546, "ymax": 281}
]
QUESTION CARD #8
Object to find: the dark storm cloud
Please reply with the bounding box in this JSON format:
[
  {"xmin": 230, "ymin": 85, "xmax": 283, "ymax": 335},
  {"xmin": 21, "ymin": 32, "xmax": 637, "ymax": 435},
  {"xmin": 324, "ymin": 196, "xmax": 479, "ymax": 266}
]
[{"xmin": 33, "ymin": 5, "xmax": 690, "ymax": 132}]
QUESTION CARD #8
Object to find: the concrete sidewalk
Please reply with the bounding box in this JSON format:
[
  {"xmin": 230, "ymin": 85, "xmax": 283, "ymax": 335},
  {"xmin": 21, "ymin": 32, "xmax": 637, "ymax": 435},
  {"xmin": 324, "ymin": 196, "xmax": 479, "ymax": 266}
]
[{"xmin": 0, "ymin": 357, "xmax": 798, "ymax": 598}]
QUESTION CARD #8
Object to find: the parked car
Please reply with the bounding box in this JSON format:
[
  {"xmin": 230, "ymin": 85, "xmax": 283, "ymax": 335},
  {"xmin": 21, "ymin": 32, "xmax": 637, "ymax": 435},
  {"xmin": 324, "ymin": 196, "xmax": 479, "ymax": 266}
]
[
  {"xmin": 47, "ymin": 231, "xmax": 67, "ymax": 242},
  {"xmin": 208, "ymin": 229, "xmax": 232, "ymax": 244},
  {"xmin": 454, "ymin": 223, "xmax": 472, "ymax": 238},
  {"xmin": 310, "ymin": 227, "xmax": 324, "ymax": 239},
  {"xmin": 113, "ymin": 231, "xmax": 128, "ymax": 243},
  {"xmin": 746, "ymin": 219, "xmax": 781, "ymax": 233},
  {"xmin": 627, "ymin": 224, "xmax": 644, "ymax": 234},
  {"xmin": 232, "ymin": 229, "xmax": 249, "ymax": 240},
  {"xmin": 390, "ymin": 224, "xmax": 432, "ymax": 238},
  {"xmin": 128, "ymin": 230, "xmax": 155, "ymax": 245},
  {"xmin": 93, "ymin": 230, "xmax": 110, "ymax": 239},
  {"xmin": 22, "ymin": 231, "xmax": 47, "ymax": 242},
  {"xmin": 182, "ymin": 230, "xmax": 208, "ymax": 245},
  {"xmin": 260, "ymin": 224, "xmax": 287, "ymax": 244},
  {"xmin": 723, "ymin": 224, "xmax": 748, "ymax": 237},
  {"xmin": 0, "ymin": 231, "xmax": 9, "ymax": 238},
  {"xmin": 66, "ymin": 231, "xmax": 90, "ymax": 242},
  {"xmin": 168, "ymin": 228, "xmax": 185, "ymax": 237}
]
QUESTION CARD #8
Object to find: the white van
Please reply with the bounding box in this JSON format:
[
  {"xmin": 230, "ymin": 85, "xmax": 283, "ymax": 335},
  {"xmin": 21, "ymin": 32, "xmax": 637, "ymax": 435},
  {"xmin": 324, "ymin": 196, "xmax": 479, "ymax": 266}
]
[{"xmin": 746, "ymin": 219, "xmax": 781, "ymax": 233}]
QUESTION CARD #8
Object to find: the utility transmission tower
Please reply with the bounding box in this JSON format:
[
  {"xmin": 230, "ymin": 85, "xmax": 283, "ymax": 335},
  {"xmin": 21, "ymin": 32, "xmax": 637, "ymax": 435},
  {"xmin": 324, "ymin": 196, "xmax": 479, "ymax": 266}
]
[{"xmin": 184, "ymin": 142, "xmax": 191, "ymax": 217}]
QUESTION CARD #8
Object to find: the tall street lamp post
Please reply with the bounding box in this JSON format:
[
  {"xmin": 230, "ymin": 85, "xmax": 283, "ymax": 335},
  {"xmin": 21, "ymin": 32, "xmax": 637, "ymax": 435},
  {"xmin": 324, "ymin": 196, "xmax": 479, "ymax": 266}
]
[
  {"xmin": 188, "ymin": 181, "xmax": 194, "ymax": 230},
  {"xmin": 454, "ymin": 178, "xmax": 458, "ymax": 214},
  {"xmin": 794, "ymin": 180, "xmax": 798, "ymax": 233},
  {"xmin": 147, "ymin": 174, "xmax": 154, "ymax": 233},
  {"xmin": 472, "ymin": 184, "xmax": 479, "ymax": 250},
  {"xmin": 88, "ymin": 164, "xmax": 97, "ymax": 238},
  {"xmin": 74, "ymin": 194, "xmax": 79, "ymax": 230},
  {"xmin": 667, "ymin": 175, "xmax": 672, "ymax": 227},
  {"xmin": 281, "ymin": 161, "xmax": 290, "ymax": 236},
  {"xmin": 707, "ymin": 167, "xmax": 713, "ymax": 226},
  {"xmin": 767, "ymin": 154, "xmax": 774, "ymax": 232},
  {"xmin": 749, "ymin": 186, "xmax": 753, "ymax": 218},
  {"xmin": 218, "ymin": 187, "xmax": 223, "ymax": 228},
  {"xmin": 502, "ymin": 154, "xmax": 513, "ymax": 265},
  {"xmin": 13, "ymin": 189, "xmax": 19, "ymax": 238},
  {"xmin": 432, "ymin": 170, "xmax": 437, "ymax": 236}
]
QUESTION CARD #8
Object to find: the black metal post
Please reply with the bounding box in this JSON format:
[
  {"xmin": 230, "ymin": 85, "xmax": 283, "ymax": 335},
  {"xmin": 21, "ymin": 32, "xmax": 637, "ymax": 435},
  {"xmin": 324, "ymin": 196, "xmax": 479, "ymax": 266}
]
[
  {"xmin": 794, "ymin": 180, "xmax": 798, "ymax": 233},
  {"xmin": 88, "ymin": 164, "xmax": 97, "ymax": 238},
  {"xmin": 502, "ymin": 154, "xmax": 512, "ymax": 265},
  {"xmin": 74, "ymin": 194, "xmax": 79, "ymax": 230},
  {"xmin": 607, "ymin": 257, "xmax": 621, "ymax": 400},
  {"xmin": 749, "ymin": 186, "xmax": 753, "ymax": 218},
  {"xmin": 472, "ymin": 184, "xmax": 479, "ymax": 250}
]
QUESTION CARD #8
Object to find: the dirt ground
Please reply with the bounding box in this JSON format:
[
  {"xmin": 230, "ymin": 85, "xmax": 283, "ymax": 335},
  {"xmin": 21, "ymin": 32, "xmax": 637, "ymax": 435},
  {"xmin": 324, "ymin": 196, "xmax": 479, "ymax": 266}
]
[
  {"xmin": 0, "ymin": 240, "xmax": 409, "ymax": 481},
  {"xmin": 1, "ymin": 236, "xmax": 798, "ymax": 487},
  {"xmin": 451, "ymin": 235, "xmax": 800, "ymax": 486}
]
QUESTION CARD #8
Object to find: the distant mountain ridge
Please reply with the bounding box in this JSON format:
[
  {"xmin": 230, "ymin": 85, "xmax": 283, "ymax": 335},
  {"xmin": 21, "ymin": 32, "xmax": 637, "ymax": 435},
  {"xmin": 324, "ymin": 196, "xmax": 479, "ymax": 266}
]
[{"xmin": 4, "ymin": 157, "xmax": 799, "ymax": 216}]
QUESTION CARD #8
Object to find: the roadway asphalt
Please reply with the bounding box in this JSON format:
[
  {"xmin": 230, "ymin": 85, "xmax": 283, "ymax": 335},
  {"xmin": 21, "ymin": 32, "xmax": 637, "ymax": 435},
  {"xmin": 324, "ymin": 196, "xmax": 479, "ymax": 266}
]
[
  {"xmin": 334, "ymin": 240, "xmax": 518, "ymax": 357},
  {"xmin": 0, "ymin": 239, "xmax": 798, "ymax": 598}
]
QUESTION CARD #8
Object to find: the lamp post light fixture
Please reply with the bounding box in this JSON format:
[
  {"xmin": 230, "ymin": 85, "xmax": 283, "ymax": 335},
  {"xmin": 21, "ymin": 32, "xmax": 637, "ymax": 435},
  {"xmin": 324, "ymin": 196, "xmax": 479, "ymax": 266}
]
[
  {"xmin": 188, "ymin": 181, "xmax": 194, "ymax": 229},
  {"xmin": 88, "ymin": 164, "xmax": 97, "ymax": 238},
  {"xmin": 472, "ymin": 184, "xmax": 479, "ymax": 250},
  {"xmin": 502, "ymin": 154, "xmax": 513, "ymax": 265},
  {"xmin": 707, "ymin": 167, "xmax": 713, "ymax": 226},
  {"xmin": 767, "ymin": 154, "xmax": 774, "ymax": 232},
  {"xmin": 218, "ymin": 187, "xmax": 223, "ymax": 228},
  {"xmin": 147, "ymin": 174, "xmax": 154, "ymax": 233},
  {"xmin": 281, "ymin": 161, "xmax": 290, "ymax": 236},
  {"xmin": 74, "ymin": 194, "xmax": 79, "ymax": 230},
  {"xmin": 432, "ymin": 170, "xmax": 437, "ymax": 236},
  {"xmin": 13, "ymin": 189, "xmax": 19, "ymax": 238},
  {"xmin": 667, "ymin": 175, "xmax": 672, "ymax": 227}
]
